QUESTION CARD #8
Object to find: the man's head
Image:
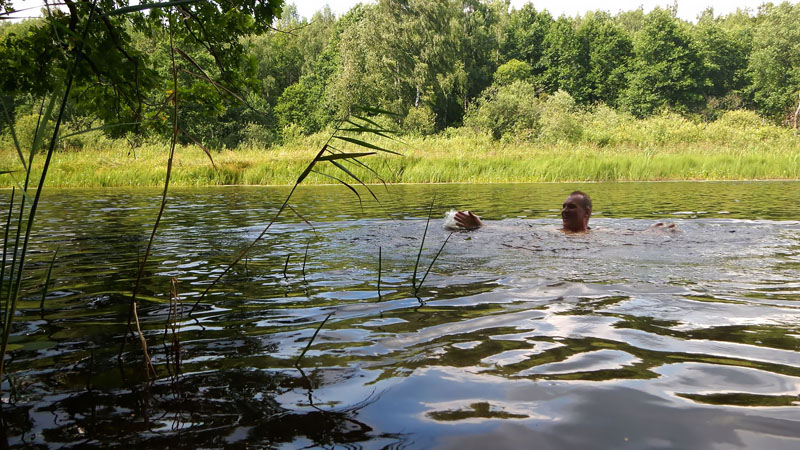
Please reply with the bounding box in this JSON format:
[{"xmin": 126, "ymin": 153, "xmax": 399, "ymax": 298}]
[{"xmin": 561, "ymin": 191, "xmax": 592, "ymax": 232}]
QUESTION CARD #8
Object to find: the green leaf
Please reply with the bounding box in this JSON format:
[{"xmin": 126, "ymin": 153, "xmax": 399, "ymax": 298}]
[
  {"xmin": 103, "ymin": 0, "xmax": 202, "ymax": 17},
  {"xmin": 333, "ymin": 136, "xmax": 402, "ymax": 155},
  {"xmin": 351, "ymin": 115, "xmax": 388, "ymax": 130},
  {"xmin": 311, "ymin": 169, "xmax": 363, "ymax": 208},
  {"xmin": 1, "ymin": 103, "xmax": 26, "ymax": 172},
  {"xmin": 317, "ymin": 152, "xmax": 376, "ymax": 161},
  {"xmin": 418, "ymin": 232, "xmax": 453, "ymax": 292},
  {"xmin": 328, "ymin": 159, "xmax": 380, "ymax": 205},
  {"xmin": 58, "ymin": 122, "xmax": 142, "ymax": 140},
  {"xmin": 413, "ymin": 196, "xmax": 437, "ymax": 294},
  {"xmin": 4, "ymin": 172, "xmax": 33, "ymax": 204}
]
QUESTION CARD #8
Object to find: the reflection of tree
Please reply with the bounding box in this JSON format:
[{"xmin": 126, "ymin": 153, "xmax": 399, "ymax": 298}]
[{"xmin": 0, "ymin": 367, "xmax": 406, "ymax": 448}]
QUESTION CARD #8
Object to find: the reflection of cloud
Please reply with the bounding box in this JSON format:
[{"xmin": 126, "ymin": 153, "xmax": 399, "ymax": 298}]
[
  {"xmin": 653, "ymin": 362, "xmax": 800, "ymax": 396},
  {"xmin": 481, "ymin": 342, "xmax": 565, "ymax": 367},
  {"xmin": 381, "ymin": 309, "xmax": 547, "ymax": 349},
  {"xmin": 437, "ymin": 387, "xmax": 800, "ymax": 450},
  {"xmin": 518, "ymin": 349, "xmax": 641, "ymax": 376}
]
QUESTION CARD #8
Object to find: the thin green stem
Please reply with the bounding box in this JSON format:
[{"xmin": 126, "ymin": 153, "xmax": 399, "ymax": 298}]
[
  {"xmin": 412, "ymin": 194, "xmax": 436, "ymax": 292},
  {"xmin": 39, "ymin": 247, "xmax": 58, "ymax": 318},
  {"xmin": 0, "ymin": 0, "xmax": 99, "ymax": 388}
]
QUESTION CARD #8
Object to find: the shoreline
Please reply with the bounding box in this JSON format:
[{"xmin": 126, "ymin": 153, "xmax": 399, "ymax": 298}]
[
  {"xmin": 3, "ymin": 128, "xmax": 800, "ymax": 188},
  {"xmin": 2, "ymin": 178, "xmax": 799, "ymax": 190}
]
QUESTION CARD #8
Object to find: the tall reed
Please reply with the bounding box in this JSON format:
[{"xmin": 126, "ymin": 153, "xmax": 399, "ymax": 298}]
[{"xmin": 0, "ymin": 0, "xmax": 100, "ymax": 391}]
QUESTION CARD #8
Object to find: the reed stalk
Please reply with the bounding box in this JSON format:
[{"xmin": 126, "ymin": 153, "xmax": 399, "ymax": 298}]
[
  {"xmin": 0, "ymin": 0, "xmax": 99, "ymax": 390},
  {"xmin": 189, "ymin": 110, "xmax": 400, "ymax": 315},
  {"xmin": 295, "ymin": 312, "xmax": 333, "ymax": 367},
  {"xmin": 120, "ymin": 7, "xmax": 179, "ymax": 381},
  {"xmin": 39, "ymin": 247, "xmax": 58, "ymax": 318},
  {"xmin": 377, "ymin": 246, "xmax": 382, "ymax": 300},
  {"xmin": 412, "ymin": 195, "xmax": 436, "ymax": 294}
]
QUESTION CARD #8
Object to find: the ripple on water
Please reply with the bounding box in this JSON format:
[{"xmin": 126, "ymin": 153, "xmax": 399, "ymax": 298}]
[{"xmin": 4, "ymin": 184, "xmax": 800, "ymax": 448}]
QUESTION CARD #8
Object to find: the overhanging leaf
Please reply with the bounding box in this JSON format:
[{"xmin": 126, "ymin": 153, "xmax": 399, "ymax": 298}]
[
  {"xmin": 311, "ymin": 169, "xmax": 362, "ymax": 208},
  {"xmin": 317, "ymin": 152, "xmax": 376, "ymax": 161},
  {"xmin": 103, "ymin": 0, "xmax": 202, "ymax": 17},
  {"xmin": 328, "ymin": 159, "xmax": 381, "ymax": 205},
  {"xmin": 333, "ymin": 136, "xmax": 402, "ymax": 155}
]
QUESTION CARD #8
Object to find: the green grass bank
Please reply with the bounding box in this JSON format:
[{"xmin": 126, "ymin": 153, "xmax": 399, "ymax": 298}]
[{"xmin": 2, "ymin": 111, "xmax": 800, "ymax": 187}]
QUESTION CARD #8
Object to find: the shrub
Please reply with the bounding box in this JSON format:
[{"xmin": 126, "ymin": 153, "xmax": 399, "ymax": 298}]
[
  {"xmin": 715, "ymin": 109, "xmax": 764, "ymax": 129},
  {"xmin": 403, "ymin": 104, "xmax": 436, "ymax": 136},
  {"xmin": 583, "ymin": 104, "xmax": 631, "ymax": 146},
  {"xmin": 239, "ymin": 122, "xmax": 279, "ymax": 148},
  {"xmin": 538, "ymin": 90, "xmax": 583, "ymax": 143},
  {"xmin": 464, "ymin": 80, "xmax": 541, "ymax": 140}
]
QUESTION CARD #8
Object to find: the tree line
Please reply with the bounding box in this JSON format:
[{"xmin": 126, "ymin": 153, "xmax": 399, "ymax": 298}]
[{"xmin": 2, "ymin": 0, "xmax": 800, "ymax": 149}]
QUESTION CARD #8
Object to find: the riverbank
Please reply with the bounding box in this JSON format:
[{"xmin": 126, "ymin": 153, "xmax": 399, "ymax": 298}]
[{"xmin": 2, "ymin": 114, "xmax": 800, "ymax": 187}]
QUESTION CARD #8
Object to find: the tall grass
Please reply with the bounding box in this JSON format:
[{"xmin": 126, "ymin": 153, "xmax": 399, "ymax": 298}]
[
  {"xmin": 1, "ymin": 3, "xmax": 402, "ymax": 390},
  {"xmin": 0, "ymin": 0, "xmax": 100, "ymax": 391},
  {"xmin": 3, "ymin": 111, "xmax": 798, "ymax": 186}
]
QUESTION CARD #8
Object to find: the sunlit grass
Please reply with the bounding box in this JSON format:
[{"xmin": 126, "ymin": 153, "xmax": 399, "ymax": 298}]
[{"xmin": 2, "ymin": 110, "xmax": 800, "ymax": 187}]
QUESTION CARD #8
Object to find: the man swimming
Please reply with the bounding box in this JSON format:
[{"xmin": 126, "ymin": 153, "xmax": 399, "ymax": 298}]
[
  {"xmin": 453, "ymin": 190, "xmax": 593, "ymax": 233},
  {"xmin": 453, "ymin": 190, "xmax": 676, "ymax": 233}
]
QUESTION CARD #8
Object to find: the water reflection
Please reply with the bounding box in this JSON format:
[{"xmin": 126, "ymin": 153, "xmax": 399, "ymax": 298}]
[{"xmin": 0, "ymin": 182, "xmax": 799, "ymax": 448}]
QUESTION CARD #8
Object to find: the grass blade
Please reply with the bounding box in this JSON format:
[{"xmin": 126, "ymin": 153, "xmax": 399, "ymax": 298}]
[
  {"xmin": 103, "ymin": 0, "xmax": 201, "ymax": 17},
  {"xmin": 1, "ymin": 188, "xmax": 14, "ymax": 321},
  {"xmin": 302, "ymin": 239, "xmax": 310, "ymax": 279},
  {"xmin": 311, "ymin": 169, "xmax": 363, "ymax": 208},
  {"xmin": 39, "ymin": 247, "xmax": 58, "ymax": 318},
  {"xmin": 295, "ymin": 313, "xmax": 333, "ymax": 367},
  {"xmin": 58, "ymin": 121, "xmax": 143, "ymax": 140},
  {"xmin": 189, "ymin": 143, "xmax": 329, "ymax": 315},
  {"xmin": 317, "ymin": 152, "xmax": 376, "ymax": 161},
  {"xmin": 333, "ymin": 136, "xmax": 402, "ymax": 156},
  {"xmin": 286, "ymin": 204, "xmax": 316, "ymax": 234},
  {"xmin": 328, "ymin": 160, "xmax": 381, "ymax": 206},
  {"xmin": 1, "ymin": 103, "xmax": 27, "ymax": 172},
  {"xmin": 351, "ymin": 114, "xmax": 391, "ymax": 132},
  {"xmin": 377, "ymin": 246, "xmax": 382, "ymax": 300},
  {"xmin": 417, "ymin": 232, "xmax": 453, "ymax": 293},
  {"xmin": 353, "ymin": 105, "xmax": 402, "ymax": 117},
  {"xmin": 412, "ymin": 195, "xmax": 436, "ymax": 292},
  {"xmin": 0, "ymin": 0, "xmax": 100, "ymax": 391},
  {"xmin": 179, "ymin": 127, "xmax": 217, "ymax": 170},
  {"xmin": 189, "ymin": 109, "xmax": 398, "ymax": 315}
]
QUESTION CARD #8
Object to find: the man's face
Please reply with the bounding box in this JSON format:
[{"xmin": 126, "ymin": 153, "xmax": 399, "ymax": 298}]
[{"xmin": 561, "ymin": 194, "xmax": 590, "ymax": 232}]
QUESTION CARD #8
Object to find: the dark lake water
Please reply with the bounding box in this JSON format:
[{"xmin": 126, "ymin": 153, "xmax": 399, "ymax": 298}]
[{"xmin": 1, "ymin": 181, "xmax": 800, "ymax": 448}]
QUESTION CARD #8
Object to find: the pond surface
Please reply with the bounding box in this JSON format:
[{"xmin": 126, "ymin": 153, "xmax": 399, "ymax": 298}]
[{"xmin": 2, "ymin": 181, "xmax": 800, "ymax": 448}]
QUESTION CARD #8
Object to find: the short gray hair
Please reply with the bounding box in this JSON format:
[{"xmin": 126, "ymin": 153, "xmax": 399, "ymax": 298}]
[{"xmin": 570, "ymin": 190, "xmax": 592, "ymax": 211}]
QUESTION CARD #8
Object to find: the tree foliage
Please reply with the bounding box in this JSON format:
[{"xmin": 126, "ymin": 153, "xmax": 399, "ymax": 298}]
[
  {"xmin": 621, "ymin": 8, "xmax": 707, "ymax": 117},
  {"xmin": 747, "ymin": 2, "xmax": 800, "ymax": 120},
  {"xmin": 3, "ymin": 0, "xmax": 800, "ymax": 146},
  {"xmin": 1, "ymin": 0, "xmax": 284, "ymax": 140}
]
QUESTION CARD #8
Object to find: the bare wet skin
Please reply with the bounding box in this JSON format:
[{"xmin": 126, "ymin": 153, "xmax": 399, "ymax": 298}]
[{"xmin": 1, "ymin": 182, "xmax": 799, "ymax": 448}]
